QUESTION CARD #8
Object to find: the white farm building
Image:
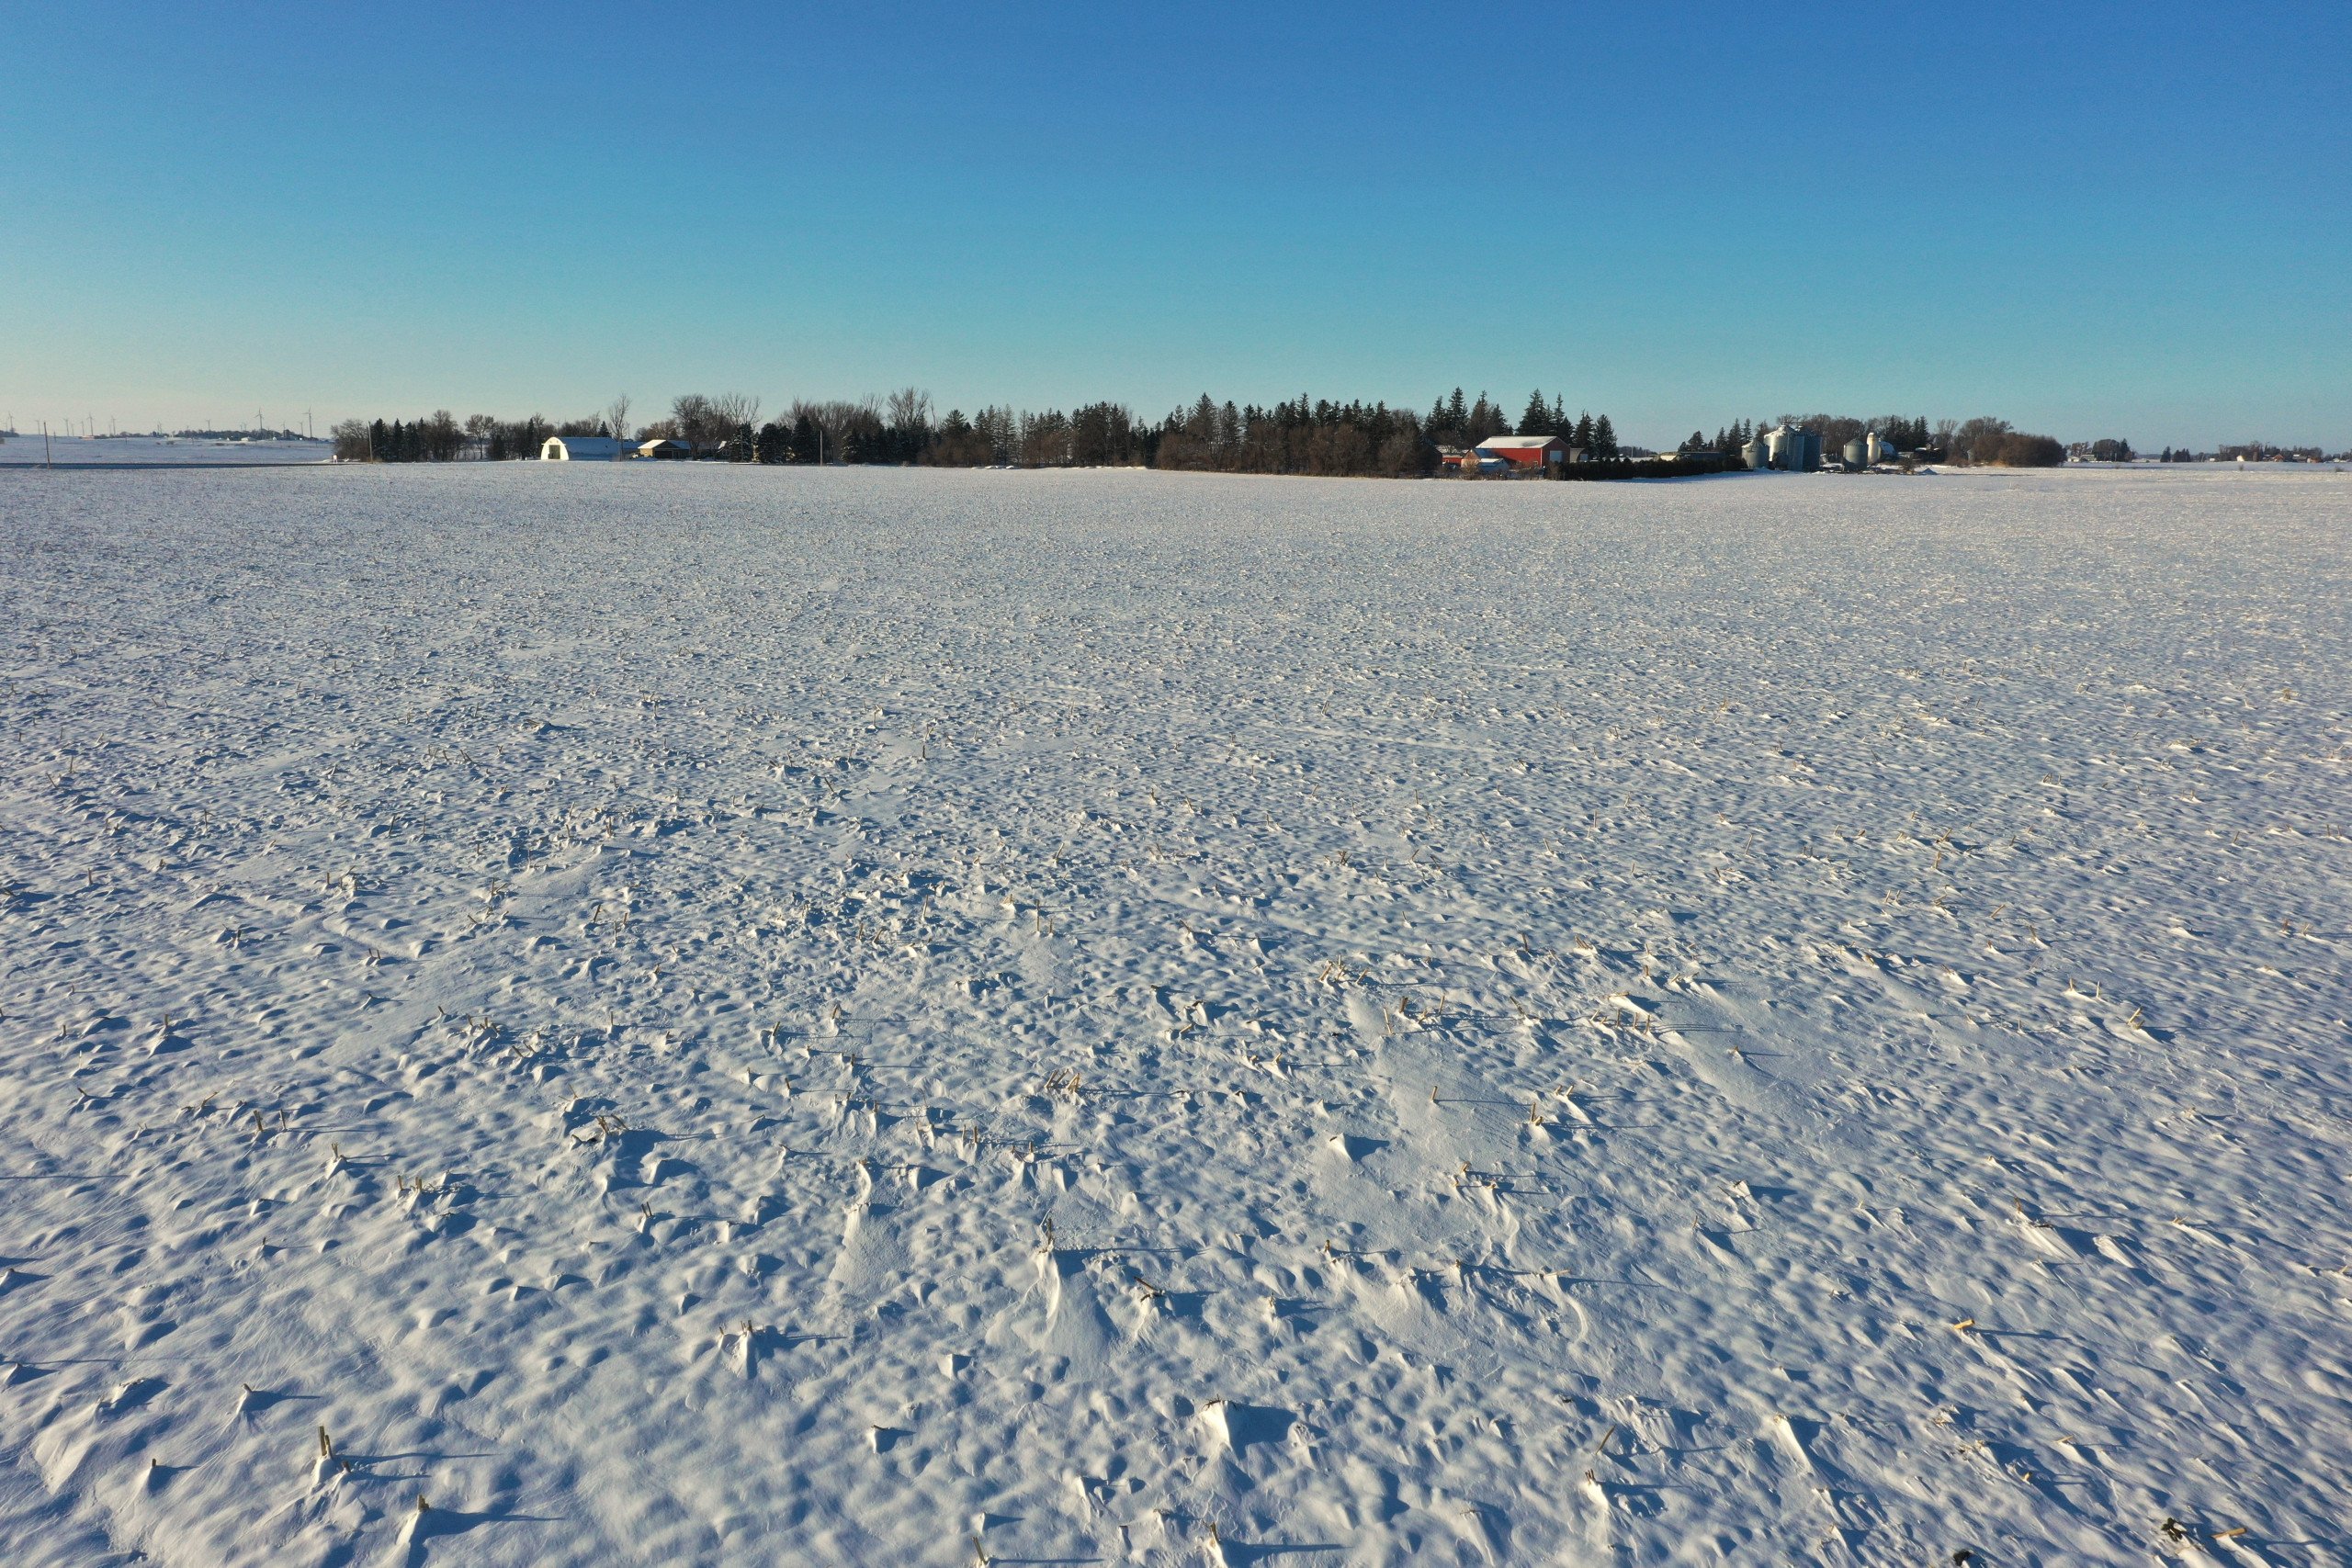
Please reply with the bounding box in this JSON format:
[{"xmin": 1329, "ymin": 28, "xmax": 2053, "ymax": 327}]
[
  {"xmin": 541, "ymin": 435, "xmax": 698, "ymax": 461},
  {"xmin": 540, "ymin": 435, "xmax": 636, "ymax": 461}
]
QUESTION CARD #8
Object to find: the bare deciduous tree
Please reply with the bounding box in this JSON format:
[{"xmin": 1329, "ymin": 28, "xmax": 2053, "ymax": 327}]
[
  {"xmin": 708, "ymin": 393, "xmax": 761, "ymax": 453},
  {"xmin": 706, "ymin": 392, "xmax": 762, "ymax": 434},
  {"xmin": 671, "ymin": 393, "xmax": 758, "ymax": 455},
  {"xmin": 605, "ymin": 395, "xmax": 631, "ymax": 442},
  {"xmin": 1951, "ymin": 416, "xmax": 2012, "ymax": 465},
  {"xmin": 886, "ymin": 387, "xmax": 933, "ymax": 439},
  {"xmin": 671, "ymin": 394, "xmax": 713, "ymax": 451},
  {"xmin": 789, "ymin": 397, "xmax": 883, "ymax": 462}
]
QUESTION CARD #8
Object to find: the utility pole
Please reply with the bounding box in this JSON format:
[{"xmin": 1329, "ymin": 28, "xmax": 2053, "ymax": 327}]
[{"xmin": 43, "ymin": 421, "xmax": 52, "ymax": 468}]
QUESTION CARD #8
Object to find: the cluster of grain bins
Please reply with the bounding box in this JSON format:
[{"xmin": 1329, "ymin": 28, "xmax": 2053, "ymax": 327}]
[{"xmin": 1740, "ymin": 426, "xmax": 1906, "ymax": 472}]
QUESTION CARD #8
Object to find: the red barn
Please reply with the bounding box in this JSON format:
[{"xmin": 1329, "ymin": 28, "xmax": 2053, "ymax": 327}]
[{"xmin": 1475, "ymin": 434, "xmax": 1567, "ymax": 470}]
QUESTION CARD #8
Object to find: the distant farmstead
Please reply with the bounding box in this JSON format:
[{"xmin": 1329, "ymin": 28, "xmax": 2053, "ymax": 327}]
[
  {"xmin": 540, "ymin": 435, "xmax": 635, "ymax": 461},
  {"xmin": 1474, "ymin": 434, "xmax": 1568, "ymax": 471},
  {"xmin": 1747, "ymin": 425, "xmax": 1824, "ymax": 473},
  {"xmin": 539, "ymin": 435, "xmax": 695, "ymax": 461}
]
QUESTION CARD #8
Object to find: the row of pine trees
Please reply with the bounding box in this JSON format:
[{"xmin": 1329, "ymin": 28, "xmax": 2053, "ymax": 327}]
[
  {"xmin": 335, "ymin": 389, "xmax": 1630, "ymax": 476},
  {"xmin": 1442, "ymin": 389, "xmax": 1623, "ymax": 457}
]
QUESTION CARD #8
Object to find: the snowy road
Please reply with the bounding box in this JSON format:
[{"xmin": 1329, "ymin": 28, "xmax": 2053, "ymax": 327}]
[{"xmin": 2, "ymin": 463, "xmax": 2347, "ymax": 1564}]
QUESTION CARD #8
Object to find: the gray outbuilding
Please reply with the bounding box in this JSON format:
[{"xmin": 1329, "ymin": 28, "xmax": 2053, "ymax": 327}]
[{"xmin": 540, "ymin": 435, "xmax": 637, "ymax": 460}]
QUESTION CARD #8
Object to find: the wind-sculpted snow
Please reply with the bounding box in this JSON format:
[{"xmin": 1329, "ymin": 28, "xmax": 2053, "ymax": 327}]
[{"xmin": 1, "ymin": 463, "xmax": 2347, "ymax": 1565}]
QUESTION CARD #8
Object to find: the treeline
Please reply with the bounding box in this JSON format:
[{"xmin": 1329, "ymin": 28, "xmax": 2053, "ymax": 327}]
[
  {"xmin": 1940, "ymin": 418, "xmax": 2064, "ymax": 467},
  {"xmin": 340, "ymin": 413, "xmax": 464, "ymax": 462},
  {"xmin": 1678, "ymin": 414, "xmax": 1936, "ymax": 459},
  {"xmin": 1148, "ymin": 396, "xmax": 1429, "ymax": 475},
  {"xmin": 164, "ymin": 426, "xmax": 312, "ymax": 441},
  {"xmin": 1670, "ymin": 412, "xmax": 2068, "ymax": 467},
  {"xmin": 1425, "ymin": 389, "xmax": 1624, "ymax": 457},
  {"xmin": 333, "ymin": 412, "xmax": 602, "ymax": 462},
  {"xmin": 331, "ymin": 387, "xmax": 1634, "ymax": 478},
  {"xmin": 2154, "ymin": 445, "xmax": 2350, "ymax": 461},
  {"xmin": 2215, "ymin": 441, "xmax": 2333, "ymax": 462},
  {"xmin": 337, "ymin": 390, "xmax": 2178, "ymax": 474}
]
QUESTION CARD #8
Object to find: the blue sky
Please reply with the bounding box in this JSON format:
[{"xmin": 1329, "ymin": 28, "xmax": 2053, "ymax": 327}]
[{"xmin": 3, "ymin": 1, "xmax": 2346, "ymax": 448}]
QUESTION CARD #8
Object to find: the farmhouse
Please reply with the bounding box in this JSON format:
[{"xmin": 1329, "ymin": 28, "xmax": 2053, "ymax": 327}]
[
  {"xmin": 1474, "ymin": 434, "xmax": 1568, "ymax": 471},
  {"xmin": 540, "ymin": 435, "xmax": 635, "ymax": 461}
]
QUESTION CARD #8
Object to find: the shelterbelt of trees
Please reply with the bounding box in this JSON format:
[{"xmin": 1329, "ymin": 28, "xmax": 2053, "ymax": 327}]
[
  {"xmin": 1679, "ymin": 414, "xmax": 2074, "ymax": 468},
  {"xmin": 331, "ymin": 392, "xmax": 2080, "ymax": 471},
  {"xmin": 331, "ymin": 389, "xmax": 1623, "ymax": 475}
]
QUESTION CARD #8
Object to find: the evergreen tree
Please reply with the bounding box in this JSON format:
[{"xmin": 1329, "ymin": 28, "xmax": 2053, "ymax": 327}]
[
  {"xmin": 1466, "ymin": 392, "xmax": 1508, "ymax": 443},
  {"xmin": 1518, "ymin": 389, "xmax": 1552, "ymax": 436},
  {"xmin": 1191, "ymin": 395, "xmax": 1218, "ymax": 445},
  {"xmin": 1593, "ymin": 414, "xmax": 1618, "ymax": 458},
  {"xmin": 1572, "ymin": 412, "xmax": 1594, "ymax": 450}
]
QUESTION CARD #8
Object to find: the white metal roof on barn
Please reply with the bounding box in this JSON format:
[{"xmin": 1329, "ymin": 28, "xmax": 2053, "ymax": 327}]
[{"xmin": 1476, "ymin": 434, "xmax": 1565, "ymax": 448}]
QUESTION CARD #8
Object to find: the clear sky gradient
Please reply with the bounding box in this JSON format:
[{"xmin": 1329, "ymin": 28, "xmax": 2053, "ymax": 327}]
[{"xmin": 4, "ymin": 1, "xmax": 2346, "ymax": 449}]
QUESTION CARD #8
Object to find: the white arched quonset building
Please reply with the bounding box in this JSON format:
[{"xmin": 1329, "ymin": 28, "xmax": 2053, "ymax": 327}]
[
  {"xmin": 539, "ymin": 435, "xmax": 636, "ymax": 461},
  {"xmin": 541, "ymin": 436, "xmax": 696, "ymax": 460}
]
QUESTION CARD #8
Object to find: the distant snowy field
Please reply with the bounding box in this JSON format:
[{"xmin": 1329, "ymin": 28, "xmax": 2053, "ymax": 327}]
[
  {"xmin": 2, "ymin": 464, "xmax": 2348, "ymax": 1566},
  {"xmin": 0, "ymin": 435, "xmax": 331, "ymax": 466}
]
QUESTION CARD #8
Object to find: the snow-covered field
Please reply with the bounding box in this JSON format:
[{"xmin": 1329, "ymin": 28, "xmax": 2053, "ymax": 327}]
[
  {"xmin": 0, "ymin": 436, "xmax": 332, "ymax": 467},
  {"xmin": 2, "ymin": 463, "xmax": 2348, "ymax": 1566}
]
